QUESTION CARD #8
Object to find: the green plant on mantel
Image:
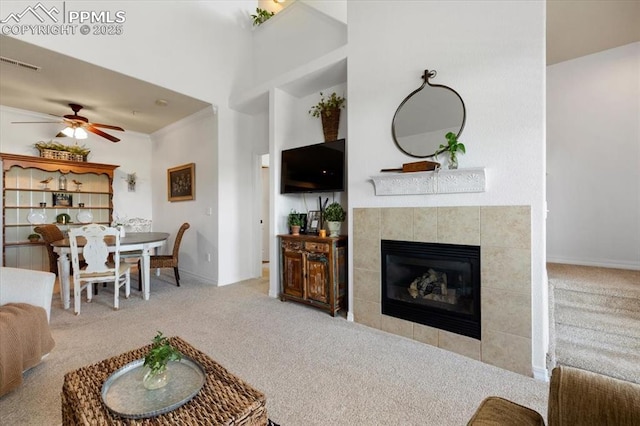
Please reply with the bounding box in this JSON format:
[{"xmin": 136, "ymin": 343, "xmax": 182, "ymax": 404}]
[
  {"xmin": 308, "ymin": 92, "xmax": 346, "ymax": 118},
  {"xmin": 438, "ymin": 132, "xmax": 466, "ymax": 169},
  {"xmin": 35, "ymin": 141, "xmax": 90, "ymax": 156},
  {"xmin": 251, "ymin": 8, "xmax": 274, "ymax": 26}
]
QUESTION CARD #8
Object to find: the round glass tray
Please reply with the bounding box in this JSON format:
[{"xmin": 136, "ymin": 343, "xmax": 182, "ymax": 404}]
[{"xmin": 101, "ymin": 357, "xmax": 205, "ymax": 419}]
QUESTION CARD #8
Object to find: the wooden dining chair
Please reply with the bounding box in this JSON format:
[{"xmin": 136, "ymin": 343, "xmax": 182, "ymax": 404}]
[
  {"xmin": 69, "ymin": 224, "xmax": 130, "ymax": 315},
  {"xmin": 34, "ymin": 224, "xmax": 65, "ymax": 275},
  {"xmin": 138, "ymin": 223, "xmax": 190, "ymax": 290},
  {"xmin": 35, "ymin": 223, "xmax": 96, "ymax": 294}
]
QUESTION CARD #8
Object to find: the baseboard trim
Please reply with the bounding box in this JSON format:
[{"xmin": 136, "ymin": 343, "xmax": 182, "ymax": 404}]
[
  {"xmin": 547, "ymin": 257, "xmax": 640, "ymax": 270},
  {"xmin": 533, "ymin": 365, "xmax": 549, "ymax": 382}
]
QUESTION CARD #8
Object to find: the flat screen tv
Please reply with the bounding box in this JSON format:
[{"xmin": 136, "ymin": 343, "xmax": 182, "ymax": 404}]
[{"xmin": 280, "ymin": 139, "xmax": 345, "ymax": 194}]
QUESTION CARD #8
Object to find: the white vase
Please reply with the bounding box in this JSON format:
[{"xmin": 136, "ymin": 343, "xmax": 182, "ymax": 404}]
[
  {"xmin": 326, "ymin": 221, "xmax": 341, "ymax": 237},
  {"xmin": 119, "ymin": 226, "xmax": 126, "ymax": 238}
]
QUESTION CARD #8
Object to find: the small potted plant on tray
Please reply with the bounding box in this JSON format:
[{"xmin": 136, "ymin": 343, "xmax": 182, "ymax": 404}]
[
  {"xmin": 142, "ymin": 331, "xmax": 182, "ymax": 390},
  {"xmin": 323, "ymin": 202, "xmax": 345, "ymax": 237}
]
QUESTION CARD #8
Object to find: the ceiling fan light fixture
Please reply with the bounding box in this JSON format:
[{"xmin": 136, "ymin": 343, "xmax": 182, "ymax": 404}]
[
  {"xmin": 75, "ymin": 127, "xmax": 88, "ymax": 139},
  {"xmin": 62, "ymin": 126, "xmax": 88, "ymax": 139}
]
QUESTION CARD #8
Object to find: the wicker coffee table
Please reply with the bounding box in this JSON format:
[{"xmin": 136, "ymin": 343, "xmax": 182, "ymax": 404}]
[{"xmin": 61, "ymin": 336, "xmax": 267, "ymax": 425}]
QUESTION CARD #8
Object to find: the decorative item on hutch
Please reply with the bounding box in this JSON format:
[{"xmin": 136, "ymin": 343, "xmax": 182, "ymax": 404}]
[
  {"xmin": 35, "ymin": 141, "xmax": 90, "ymax": 162},
  {"xmin": 58, "ymin": 173, "xmax": 67, "ymax": 190}
]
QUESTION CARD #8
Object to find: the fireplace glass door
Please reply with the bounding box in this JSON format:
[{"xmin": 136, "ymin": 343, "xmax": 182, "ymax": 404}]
[{"xmin": 381, "ymin": 240, "xmax": 481, "ymax": 339}]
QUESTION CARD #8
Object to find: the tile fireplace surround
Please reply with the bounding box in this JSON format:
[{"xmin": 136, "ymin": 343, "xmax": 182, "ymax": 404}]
[{"xmin": 353, "ymin": 206, "xmax": 532, "ymax": 376}]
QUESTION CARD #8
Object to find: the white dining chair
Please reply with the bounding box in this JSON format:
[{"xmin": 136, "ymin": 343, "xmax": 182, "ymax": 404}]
[
  {"xmin": 69, "ymin": 224, "xmax": 131, "ymax": 315},
  {"xmin": 123, "ymin": 218, "xmax": 152, "ymax": 233},
  {"xmin": 119, "ymin": 218, "xmax": 153, "ymax": 274}
]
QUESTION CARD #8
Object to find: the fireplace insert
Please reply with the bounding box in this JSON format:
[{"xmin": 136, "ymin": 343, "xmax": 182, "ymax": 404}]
[{"xmin": 381, "ymin": 240, "xmax": 481, "ymax": 339}]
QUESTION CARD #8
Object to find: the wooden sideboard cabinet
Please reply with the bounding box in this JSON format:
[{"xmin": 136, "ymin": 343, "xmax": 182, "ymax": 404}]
[
  {"xmin": 279, "ymin": 234, "xmax": 347, "ymax": 316},
  {"xmin": 1, "ymin": 153, "xmax": 118, "ymax": 269}
]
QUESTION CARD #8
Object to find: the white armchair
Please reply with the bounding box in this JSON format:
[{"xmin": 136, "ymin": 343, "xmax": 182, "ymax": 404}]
[
  {"xmin": 0, "ymin": 267, "xmax": 55, "ymax": 396},
  {"xmin": 0, "ymin": 267, "xmax": 55, "ymax": 322}
]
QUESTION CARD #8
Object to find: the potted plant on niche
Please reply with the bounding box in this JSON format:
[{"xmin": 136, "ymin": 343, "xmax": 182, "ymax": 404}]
[
  {"xmin": 323, "ymin": 202, "xmax": 345, "ymax": 237},
  {"xmin": 309, "ymin": 92, "xmax": 346, "ymax": 142},
  {"xmin": 251, "ymin": 7, "xmax": 274, "ymax": 26},
  {"xmin": 288, "ymin": 210, "xmax": 303, "ymax": 236},
  {"xmin": 142, "ymin": 331, "xmax": 183, "ymax": 390},
  {"xmin": 438, "ymin": 132, "xmax": 466, "ymax": 170}
]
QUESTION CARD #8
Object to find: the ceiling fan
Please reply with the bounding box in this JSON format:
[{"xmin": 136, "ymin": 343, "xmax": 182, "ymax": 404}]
[{"xmin": 12, "ymin": 103, "xmax": 125, "ymax": 142}]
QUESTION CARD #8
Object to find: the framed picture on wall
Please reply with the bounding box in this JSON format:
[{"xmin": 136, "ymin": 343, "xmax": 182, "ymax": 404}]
[
  {"xmin": 307, "ymin": 210, "xmax": 322, "ymax": 234},
  {"xmin": 167, "ymin": 163, "xmax": 195, "ymax": 202}
]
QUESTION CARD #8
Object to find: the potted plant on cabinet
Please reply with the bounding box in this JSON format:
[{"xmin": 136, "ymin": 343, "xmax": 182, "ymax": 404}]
[
  {"xmin": 308, "ymin": 92, "xmax": 346, "ymax": 142},
  {"xmin": 323, "ymin": 202, "xmax": 345, "ymax": 237},
  {"xmin": 438, "ymin": 132, "xmax": 466, "ymax": 169},
  {"xmin": 288, "ymin": 210, "xmax": 303, "ymax": 235}
]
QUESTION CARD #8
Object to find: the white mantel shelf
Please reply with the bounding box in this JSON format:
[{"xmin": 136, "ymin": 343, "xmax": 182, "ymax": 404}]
[{"xmin": 371, "ymin": 167, "xmax": 486, "ymax": 196}]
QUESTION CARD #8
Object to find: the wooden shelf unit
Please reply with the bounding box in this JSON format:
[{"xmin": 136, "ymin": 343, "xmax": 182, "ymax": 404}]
[{"xmin": 1, "ymin": 152, "xmax": 119, "ymax": 269}]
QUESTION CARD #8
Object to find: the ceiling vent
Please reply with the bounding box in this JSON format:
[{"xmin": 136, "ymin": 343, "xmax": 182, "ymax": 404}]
[{"xmin": 0, "ymin": 56, "xmax": 41, "ymax": 72}]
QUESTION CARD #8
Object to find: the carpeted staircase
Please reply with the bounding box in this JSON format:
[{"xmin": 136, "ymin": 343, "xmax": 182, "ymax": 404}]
[{"xmin": 548, "ymin": 263, "xmax": 640, "ymax": 384}]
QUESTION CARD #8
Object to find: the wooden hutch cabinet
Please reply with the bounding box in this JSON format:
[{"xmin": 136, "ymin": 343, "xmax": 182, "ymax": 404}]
[
  {"xmin": 279, "ymin": 234, "xmax": 347, "ymax": 316},
  {"xmin": 1, "ymin": 153, "xmax": 118, "ymax": 269}
]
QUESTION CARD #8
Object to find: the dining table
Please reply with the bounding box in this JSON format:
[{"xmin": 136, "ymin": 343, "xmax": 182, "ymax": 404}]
[{"xmin": 51, "ymin": 232, "xmax": 170, "ymax": 309}]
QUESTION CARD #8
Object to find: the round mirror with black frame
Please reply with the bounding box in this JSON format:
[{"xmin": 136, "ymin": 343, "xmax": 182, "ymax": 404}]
[{"xmin": 392, "ymin": 70, "xmax": 466, "ymax": 158}]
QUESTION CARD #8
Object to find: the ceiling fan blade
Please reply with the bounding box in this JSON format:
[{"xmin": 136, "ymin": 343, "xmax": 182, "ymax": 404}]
[
  {"xmin": 90, "ymin": 123, "xmax": 125, "ymax": 131},
  {"xmin": 86, "ymin": 125, "xmax": 120, "ymax": 142},
  {"xmin": 11, "ymin": 121, "xmax": 61, "ymax": 124}
]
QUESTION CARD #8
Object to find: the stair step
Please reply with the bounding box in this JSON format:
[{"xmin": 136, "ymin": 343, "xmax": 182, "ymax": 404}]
[
  {"xmin": 555, "ymin": 324, "xmax": 640, "ymax": 384},
  {"xmin": 555, "ymin": 303, "xmax": 640, "ymax": 338},
  {"xmin": 555, "ymin": 323, "xmax": 640, "ymax": 355},
  {"xmin": 554, "ymin": 287, "xmax": 640, "ymax": 316},
  {"xmin": 549, "ymin": 264, "xmax": 640, "ymax": 384},
  {"xmin": 551, "ymin": 275, "xmax": 640, "ymax": 300}
]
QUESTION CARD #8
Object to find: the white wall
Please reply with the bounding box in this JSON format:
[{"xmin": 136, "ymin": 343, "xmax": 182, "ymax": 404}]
[
  {"xmin": 547, "ymin": 42, "xmax": 640, "ymax": 270},
  {"xmin": 150, "ymin": 108, "xmax": 217, "ymax": 282},
  {"xmin": 270, "ymin": 83, "xmax": 347, "ymax": 238},
  {"xmin": 347, "ymin": 1, "xmax": 547, "ymax": 375},
  {"xmin": 0, "ymin": 105, "xmax": 153, "ymax": 222},
  {"xmin": 4, "ymin": 1, "xmax": 261, "ymax": 285},
  {"xmin": 251, "ymin": 2, "xmax": 347, "ymax": 88}
]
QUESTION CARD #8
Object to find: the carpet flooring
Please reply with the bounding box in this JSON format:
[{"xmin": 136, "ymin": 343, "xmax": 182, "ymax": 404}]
[
  {"xmin": 1, "ymin": 271, "xmax": 548, "ymax": 425},
  {"xmin": 548, "ymin": 263, "xmax": 640, "ymax": 384}
]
